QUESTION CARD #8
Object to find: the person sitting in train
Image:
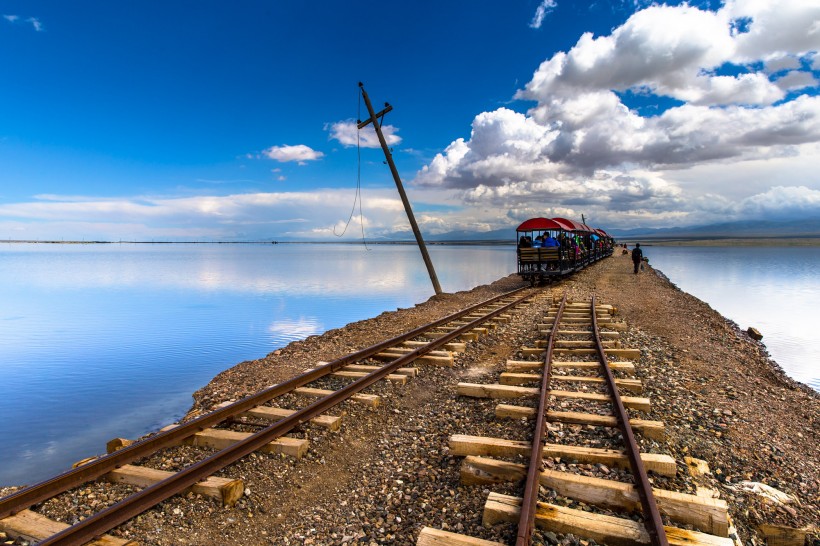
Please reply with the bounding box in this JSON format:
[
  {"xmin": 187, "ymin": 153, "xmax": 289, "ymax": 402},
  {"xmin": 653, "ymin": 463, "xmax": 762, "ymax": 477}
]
[
  {"xmin": 518, "ymin": 235, "xmax": 532, "ymax": 248},
  {"xmin": 544, "ymin": 234, "xmax": 559, "ymax": 247},
  {"xmin": 532, "ymin": 234, "xmax": 543, "ymax": 248}
]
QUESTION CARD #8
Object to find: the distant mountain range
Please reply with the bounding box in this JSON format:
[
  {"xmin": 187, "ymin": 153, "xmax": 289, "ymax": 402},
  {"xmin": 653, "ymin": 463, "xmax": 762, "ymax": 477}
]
[{"xmin": 417, "ymin": 217, "xmax": 820, "ymax": 242}]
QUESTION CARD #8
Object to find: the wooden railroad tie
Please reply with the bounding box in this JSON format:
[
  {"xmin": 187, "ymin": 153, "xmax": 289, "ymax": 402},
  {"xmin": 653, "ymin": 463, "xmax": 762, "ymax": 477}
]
[
  {"xmin": 106, "ymin": 464, "xmax": 244, "ymax": 506},
  {"xmin": 538, "ymin": 322, "xmax": 627, "ymax": 332},
  {"xmin": 538, "ymin": 329, "xmax": 620, "ymax": 339},
  {"xmin": 428, "ymin": 330, "xmax": 480, "ymax": 342},
  {"xmin": 460, "ymin": 456, "xmax": 728, "ymax": 536},
  {"xmin": 340, "ymin": 363, "xmax": 419, "ymax": 377},
  {"xmin": 0, "ymin": 510, "xmax": 136, "ymax": 546},
  {"xmin": 215, "ymin": 399, "xmax": 343, "ymax": 430},
  {"xmin": 294, "ymin": 386, "xmax": 381, "ymax": 408},
  {"xmin": 371, "ymin": 347, "xmax": 455, "ymax": 366},
  {"xmin": 456, "ymin": 383, "xmax": 651, "ymax": 412},
  {"xmin": 448, "ymin": 435, "xmax": 676, "ymax": 476},
  {"xmin": 498, "ymin": 372, "xmax": 643, "ymax": 394},
  {"xmin": 416, "ymin": 526, "xmax": 505, "ymax": 546},
  {"xmin": 107, "ymin": 423, "xmax": 309, "ymax": 461},
  {"xmin": 305, "ymin": 366, "xmax": 409, "ymax": 385},
  {"xmin": 401, "ymin": 340, "xmax": 466, "ymax": 352},
  {"xmin": 181, "ymin": 427, "xmax": 308, "ymax": 459},
  {"xmin": 521, "ymin": 347, "xmax": 641, "ymax": 359},
  {"xmin": 505, "ymin": 360, "xmax": 636, "ymax": 373},
  {"xmin": 548, "ymin": 340, "xmax": 620, "ymax": 348},
  {"xmin": 482, "ymin": 492, "xmax": 733, "ymax": 546},
  {"xmin": 494, "ymin": 405, "xmax": 664, "ymax": 441}
]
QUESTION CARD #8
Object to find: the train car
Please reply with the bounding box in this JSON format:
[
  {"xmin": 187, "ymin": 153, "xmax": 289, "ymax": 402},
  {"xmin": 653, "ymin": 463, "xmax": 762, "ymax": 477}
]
[{"xmin": 516, "ymin": 217, "xmax": 613, "ymax": 285}]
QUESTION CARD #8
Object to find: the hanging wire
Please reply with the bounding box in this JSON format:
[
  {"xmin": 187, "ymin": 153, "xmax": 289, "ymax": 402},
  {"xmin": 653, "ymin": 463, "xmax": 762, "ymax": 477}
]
[{"xmin": 332, "ymin": 86, "xmax": 370, "ymax": 249}]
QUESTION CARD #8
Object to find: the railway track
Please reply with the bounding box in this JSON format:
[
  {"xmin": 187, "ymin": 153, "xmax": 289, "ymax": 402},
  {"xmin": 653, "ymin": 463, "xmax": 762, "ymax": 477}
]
[
  {"xmin": 0, "ymin": 286, "xmax": 539, "ymax": 545},
  {"xmin": 418, "ymin": 293, "xmax": 735, "ymax": 546}
]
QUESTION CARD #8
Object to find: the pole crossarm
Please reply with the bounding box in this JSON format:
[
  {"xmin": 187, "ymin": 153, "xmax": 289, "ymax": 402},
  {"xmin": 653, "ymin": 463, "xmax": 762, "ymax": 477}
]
[{"xmin": 356, "ymin": 104, "xmax": 392, "ymax": 129}]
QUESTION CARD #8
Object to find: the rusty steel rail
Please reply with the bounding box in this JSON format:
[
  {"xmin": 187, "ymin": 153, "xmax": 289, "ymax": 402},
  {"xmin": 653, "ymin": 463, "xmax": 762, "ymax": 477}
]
[
  {"xmin": 4, "ymin": 289, "xmax": 536, "ymax": 545},
  {"xmin": 591, "ymin": 296, "xmax": 669, "ymax": 546},
  {"xmin": 515, "ymin": 293, "xmax": 566, "ymax": 546}
]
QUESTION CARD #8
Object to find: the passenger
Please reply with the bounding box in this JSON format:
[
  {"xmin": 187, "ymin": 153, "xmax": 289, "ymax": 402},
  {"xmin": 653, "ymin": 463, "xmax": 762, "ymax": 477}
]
[
  {"xmin": 544, "ymin": 234, "xmax": 559, "ymax": 247},
  {"xmin": 532, "ymin": 234, "xmax": 543, "ymax": 248},
  {"xmin": 518, "ymin": 235, "xmax": 532, "ymax": 248},
  {"xmin": 631, "ymin": 243, "xmax": 643, "ymax": 274}
]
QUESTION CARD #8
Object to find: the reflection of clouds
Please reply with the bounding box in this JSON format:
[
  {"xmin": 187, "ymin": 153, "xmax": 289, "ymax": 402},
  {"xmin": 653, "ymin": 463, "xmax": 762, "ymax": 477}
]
[
  {"xmin": 6, "ymin": 244, "xmax": 513, "ymax": 298},
  {"xmin": 269, "ymin": 317, "xmax": 323, "ymax": 342}
]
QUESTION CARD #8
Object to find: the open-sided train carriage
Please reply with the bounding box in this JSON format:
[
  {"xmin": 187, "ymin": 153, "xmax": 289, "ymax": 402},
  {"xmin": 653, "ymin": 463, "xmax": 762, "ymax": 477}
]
[
  {"xmin": 516, "ymin": 218, "xmax": 574, "ymax": 285},
  {"xmin": 516, "ymin": 217, "xmax": 614, "ymax": 285}
]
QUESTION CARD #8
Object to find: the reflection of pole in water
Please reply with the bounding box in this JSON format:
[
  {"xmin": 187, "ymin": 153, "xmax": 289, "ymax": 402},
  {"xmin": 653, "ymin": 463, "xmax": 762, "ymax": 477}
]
[{"xmin": 356, "ymin": 83, "xmax": 442, "ymax": 295}]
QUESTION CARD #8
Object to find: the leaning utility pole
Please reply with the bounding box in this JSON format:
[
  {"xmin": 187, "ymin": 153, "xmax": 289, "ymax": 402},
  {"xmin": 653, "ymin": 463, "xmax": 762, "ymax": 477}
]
[{"xmin": 357, "ymin": 82, "xmax": 442, "ymax": 295}]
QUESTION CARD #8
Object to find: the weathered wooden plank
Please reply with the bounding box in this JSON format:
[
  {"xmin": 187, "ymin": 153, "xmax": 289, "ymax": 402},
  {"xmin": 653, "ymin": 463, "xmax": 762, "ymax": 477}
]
[
  {"xmin": 370, "ymin": 347, "xmax": 452, "ymax": 358},
  {"xmin": 539, "ymin": 330, "xmax": 620, "ymax": 338},
  {"xmin": 305, "ymin": 366, "xmax": 408, "ymax": 385},
  {"xmin": 0, "ymin": 510, "xmax": 135, "ymax": 545},
  {"xmin": 494, "ymin": 405, "xmax": 664, "ymax": 441},
  {"xmin": 553, "ymin": 340, "xmax": 618, "ymax": 348},
  {"xmin": 105, "ymin": 464, "xmax": 244, "ymax": 506},
  {"xmin": 432, "ymin": 325, "xmax": 488, "ymax": 337},
  {"xmin": 341, "ymin": 364, "xmax": 418, "ymax": 377},
  {"xmin": 456, "ymin": 383, "xmax": 650, "ymax": 411},
  {"xmin": 448, "ymin": 435, "xmax": 675, "ymax": 476},
  {"xmin": 449, "ymin": 434, "xmax": 530, "ymax": 458},
  {"xmin": 184, "ymin": 428, "xmax": 308, "ymax": 459},
  {"xmin": 461, "ymin": 457, "xmax": 727, "ymax": 535},
  {"xmin": 416, "ymin": 527, "xmax": 506, "ymax": 546},
  {"xmin": 543, "ymin": 444, "xmax": 676, "ymax": 476},
  {"xmin": 324, "ymin": 369, "xmax": 408, "ymax": 385},
  {"xmin": 243, "ymin": 406, "xmax": 342, "ymax": 431},
  {"xmin": 759, "ymin": 524, "xmax": 810, "ymax": 546},
  {"xmin": 457, "ymin": 382, "xmax": 538, "ymax": 399},
  {"xmin": 402, "ymin": 340, "xmax": 466, "ymax": 353},
  {"xmin": 551, "ymin": 348, "xmax": 642, "ymax": 359},
  {"xmin": 293, "ymin": 387, "xmax": 380, "ymax": 408},
  {"xmin": 498, "ymin": 373, "xmax": 643, "ymax": 393},
  {"xmin": 505, "ymin": 360, "xmax": 635, "ymax": 373},
  {"xmin": 429, "ymin": 330, "xmax": 479, "ymax": 341},
  {"xmin": 373, "ymin": 352, "xmax": 454, "ymax": 366},
  {"xmin": 483, "ymin": 493, "xmax": 733, "ymax": 546}
]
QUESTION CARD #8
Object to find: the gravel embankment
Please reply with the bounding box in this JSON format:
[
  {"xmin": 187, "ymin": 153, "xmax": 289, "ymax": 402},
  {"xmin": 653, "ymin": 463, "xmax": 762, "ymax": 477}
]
[{"xmin": 2, "ymin": 254, "xmax": 817, "ymax": 546}]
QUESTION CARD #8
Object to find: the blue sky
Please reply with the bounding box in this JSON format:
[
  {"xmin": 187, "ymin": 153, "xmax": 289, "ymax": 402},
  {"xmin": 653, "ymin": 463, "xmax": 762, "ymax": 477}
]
[{"xmin": 1, "ymin": 0, "xmax": 819, "ymax": 241}]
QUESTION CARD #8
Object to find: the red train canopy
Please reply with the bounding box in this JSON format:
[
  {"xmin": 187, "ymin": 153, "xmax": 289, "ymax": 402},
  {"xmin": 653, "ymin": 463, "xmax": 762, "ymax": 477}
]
[
  {"xmin": 551, "ymin": 217, "xmax": 590, "ymax": 232},
  {"xmin": 515, "ymin": 217, "xmax": 565, "ymax": 232}
]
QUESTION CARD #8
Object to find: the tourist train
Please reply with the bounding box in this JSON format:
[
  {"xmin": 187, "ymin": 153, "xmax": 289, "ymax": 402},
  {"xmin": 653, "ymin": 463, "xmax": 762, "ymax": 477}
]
[{"xmin": 516, "ymin": 217, "xmax": 614, "ymax": 285}]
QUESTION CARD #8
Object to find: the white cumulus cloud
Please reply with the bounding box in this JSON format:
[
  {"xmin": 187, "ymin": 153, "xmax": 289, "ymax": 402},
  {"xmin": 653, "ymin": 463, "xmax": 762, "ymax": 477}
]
[
  {"xmin": 263, "ymin": 144, "xmax": 324, "ymax": 164},
  {"xmin": 412, "ymin": 0, "xmax": 820, "ymax": 229},
  {"xmin": 327, "ymin": 119, "xmax": 402, "ymax": 149}
]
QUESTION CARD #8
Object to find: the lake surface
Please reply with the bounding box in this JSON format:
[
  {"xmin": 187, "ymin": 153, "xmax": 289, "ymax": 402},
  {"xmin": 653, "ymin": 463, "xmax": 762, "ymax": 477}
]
[
  {"xmin": 643, "ymin": 245, "xmax": 819, "ymax": 393},
  {"xmin": 1, "ymin": 243, "xmax": 817, "ymax": 487},
  {"xmin": 0, "ymin": 242, "xmax": 515, "ymax": 486}
]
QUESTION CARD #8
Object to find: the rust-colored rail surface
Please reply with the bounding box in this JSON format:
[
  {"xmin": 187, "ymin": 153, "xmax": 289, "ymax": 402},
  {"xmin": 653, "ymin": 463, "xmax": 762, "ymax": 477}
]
[
  {"xmin": 592, "ymin": 295, "xmax": 668, "ymax": 546},
  {"xmin": 515, "ymin": 293, "xmax": 566, "ymax": 546}
]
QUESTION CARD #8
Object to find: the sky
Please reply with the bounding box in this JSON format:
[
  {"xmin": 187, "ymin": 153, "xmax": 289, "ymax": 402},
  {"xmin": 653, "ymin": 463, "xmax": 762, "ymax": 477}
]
[{"xmin": 1, "ymin": 0, "xmax": 819, "ymax": 241}]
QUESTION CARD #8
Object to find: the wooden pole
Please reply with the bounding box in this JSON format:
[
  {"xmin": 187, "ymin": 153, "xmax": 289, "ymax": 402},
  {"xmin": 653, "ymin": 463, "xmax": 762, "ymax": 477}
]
[{"xmin": 357, "ymin": 82, "xmax": 442, "ymax": 295}]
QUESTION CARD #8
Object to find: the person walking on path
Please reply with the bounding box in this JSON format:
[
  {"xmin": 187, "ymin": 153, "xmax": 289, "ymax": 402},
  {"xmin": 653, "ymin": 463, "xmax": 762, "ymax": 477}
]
[{"xmin": 631, "ymin": 243, "xmax": 643, "ymax": 274}]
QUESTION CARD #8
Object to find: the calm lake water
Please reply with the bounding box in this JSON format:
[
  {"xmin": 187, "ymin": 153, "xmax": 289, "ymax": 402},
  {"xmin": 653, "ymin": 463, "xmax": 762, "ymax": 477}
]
[
  {"xmin": 643, "ymin": 245, "xmax": 820, "ymax": 393},
  {"xmin": 1, "ymin": 243, "xmax": 817, "ymax": 487},
  {"xmin": 0, "ymin": 242, "xmax": 515, "ymax": 486}
]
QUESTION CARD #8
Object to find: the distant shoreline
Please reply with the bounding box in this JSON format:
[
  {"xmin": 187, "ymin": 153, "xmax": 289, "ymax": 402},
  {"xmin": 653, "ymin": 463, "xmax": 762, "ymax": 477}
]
[{"xmin": 2, "ymin": 237, "xmax": 820, "ymax": 246}]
